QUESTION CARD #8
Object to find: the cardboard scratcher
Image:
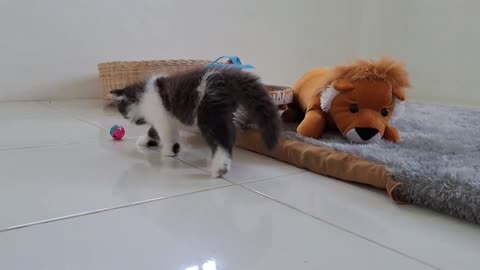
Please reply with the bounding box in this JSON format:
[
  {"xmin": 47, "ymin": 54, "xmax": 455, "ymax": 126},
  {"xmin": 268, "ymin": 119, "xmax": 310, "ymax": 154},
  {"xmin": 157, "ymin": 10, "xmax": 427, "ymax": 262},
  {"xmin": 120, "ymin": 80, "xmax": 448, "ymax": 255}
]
[{"xmin": 236, "ymin": 129, "xmax": 402, "ymax": 201}]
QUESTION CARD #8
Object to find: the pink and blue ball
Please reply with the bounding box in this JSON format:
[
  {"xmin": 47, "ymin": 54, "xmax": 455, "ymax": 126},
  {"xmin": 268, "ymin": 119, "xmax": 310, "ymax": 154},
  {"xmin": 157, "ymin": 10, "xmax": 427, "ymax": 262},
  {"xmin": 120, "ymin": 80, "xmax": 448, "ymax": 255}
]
[{"xmin": 110, "ymin": 125, "xmax": 125, "ymax": 140}]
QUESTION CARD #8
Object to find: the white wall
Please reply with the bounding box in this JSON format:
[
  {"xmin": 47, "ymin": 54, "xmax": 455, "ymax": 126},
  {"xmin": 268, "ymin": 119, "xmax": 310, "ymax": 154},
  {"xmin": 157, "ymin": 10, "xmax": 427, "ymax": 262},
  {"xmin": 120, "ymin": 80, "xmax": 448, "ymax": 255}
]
[
  {"xmin": 0, "ymin": 0, "xmax": 478, "ymax": 106},
  {"xmin": 0, "ymin": 0, "xmax": 359, "ymax": 101},
  {"xmin": 354, "ymin": 0, "xmax": 480, "ymax": 106}
]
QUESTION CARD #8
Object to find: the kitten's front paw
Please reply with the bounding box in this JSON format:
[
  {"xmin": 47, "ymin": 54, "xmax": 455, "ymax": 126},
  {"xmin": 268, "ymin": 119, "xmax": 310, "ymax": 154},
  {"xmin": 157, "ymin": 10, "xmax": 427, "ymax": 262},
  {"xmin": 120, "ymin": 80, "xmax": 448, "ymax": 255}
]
[
  {"xmin": 161, "ymin": 143, "xmax": 180, "ymax": 157},
  {"xmin": 136, "ymin": 135, "xmax": 159, "ymax": 148},
  {"xmin": 136, "ymin": 136, "xmax": 149, "ymax": 147}
]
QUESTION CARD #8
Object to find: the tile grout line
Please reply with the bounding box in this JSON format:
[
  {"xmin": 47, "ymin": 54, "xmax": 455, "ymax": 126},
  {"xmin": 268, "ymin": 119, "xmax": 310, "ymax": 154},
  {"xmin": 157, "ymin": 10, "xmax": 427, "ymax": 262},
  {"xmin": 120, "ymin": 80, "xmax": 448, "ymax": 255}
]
[
  {"xmin": 0, "ymin": 134, "xmax": 139, "ymax": 152},
  {"xmin": 0, "ymin": 141, "xmax": 80, "ymax": 152},
  {"xmin": 30, "ymin": 101, "xmax": 111, "ymax": 149},
  {"xmin": 0, "ymin": 102, "xmax": 235, "ymax": 233},
  {"xmin": 0, "ymin": 155, "xmax": 303, "ymax": 234},
  {"xmin": 173, "ymin": 155, "xmax": 303, "ymax": 187},
  {"xmin": 0, "ymin": 184, "xmax": 233, "ymax": 233},
  {"xmin": 36, "ymin": 101, "xmax": 116, "ymax": 131},
  {"xmin": 37, "ymin": 100, "xmax": 303, "ymax": 184},
  {"xmin": 239, "ymin": 184, "xmax": 441, "ymax": 270},
  {"xmin": 0, "ymin": 101, "xmax": 110, "ymax": 152},
  {"xmin": 174, "ymin": 154, "xmax": 306, "ymax": 186},
  {"xmin": 37, "ymin": 101, "xmax": 151, "ymax": 141},
  {"xmin": 35, "ymin": 101, "xmax": 144, "ymax": 143},
  {"xmin": 171, "ymin": 152, "xmax": 431, "ymax": 267},
  {"xmin": 237, "ymin": 170, "xmax": 306, "ymax": 185},
  {"xmin": 0, "ymin": 180, "xmax": 440, "ymax": 270}
]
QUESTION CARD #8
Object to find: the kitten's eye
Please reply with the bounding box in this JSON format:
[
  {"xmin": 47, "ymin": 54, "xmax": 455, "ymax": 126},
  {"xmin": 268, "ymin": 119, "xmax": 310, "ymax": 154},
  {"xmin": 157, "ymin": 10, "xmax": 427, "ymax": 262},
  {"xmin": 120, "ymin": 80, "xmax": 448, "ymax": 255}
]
[
  {"xmin": 349, "ymin": 104, "xmax": 359, "ymax": 113},
  {"xmin": 381, "ymin": 108, "xmax": 389, "ymax": 117}
]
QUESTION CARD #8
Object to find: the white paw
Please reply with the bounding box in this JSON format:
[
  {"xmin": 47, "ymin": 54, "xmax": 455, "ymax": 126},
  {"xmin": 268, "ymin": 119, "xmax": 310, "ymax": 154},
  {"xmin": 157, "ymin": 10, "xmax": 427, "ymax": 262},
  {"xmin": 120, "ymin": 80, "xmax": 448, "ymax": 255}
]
[
  {"xmin": 137, "ymin": 135, "xmax": 160, "ymax": 148},
  {"xmin": 211, "ymin": 148, "xmax": 231, "ymax": 178},
  {"xmin": 136, "ymin": 135, "xmax": 150, "ymax": 147},
  {"xmin": 161, "ymin": 142, "xmax": 180, "ymax": 157}
]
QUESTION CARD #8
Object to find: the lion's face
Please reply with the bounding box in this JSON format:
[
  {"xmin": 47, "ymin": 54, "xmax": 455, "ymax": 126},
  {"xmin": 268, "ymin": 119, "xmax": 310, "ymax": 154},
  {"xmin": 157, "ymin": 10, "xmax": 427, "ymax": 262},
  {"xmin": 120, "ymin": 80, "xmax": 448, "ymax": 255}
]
[{"xmin": 325, "ymin": 80, "xmax": 403, "ymax": 143}]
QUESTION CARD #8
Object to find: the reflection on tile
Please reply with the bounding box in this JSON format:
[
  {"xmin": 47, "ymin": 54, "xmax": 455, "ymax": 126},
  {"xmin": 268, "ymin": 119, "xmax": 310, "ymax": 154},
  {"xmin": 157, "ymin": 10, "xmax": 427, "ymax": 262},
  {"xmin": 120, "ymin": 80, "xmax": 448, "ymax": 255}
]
[
  {"xmin": 0, "ymin": 115, "xmax": 101, "ymax": 150},
  {"xmin": 0, "ymin": 139, "xmax": 230, "ymax": 229},
  {"xmin": 0, "ymin": 186, "xmax": 430, "ymax": 270},
  {"xmin": 40, "ymin": 99, "xmax": 117, "ymax": 116},
  {"xmin": 0, "ymin": 102, "xmax": 60, "ymax": 120},
  {"xmin": 245, "ymin": 172, "xmax": 480, "ymax": 270}
]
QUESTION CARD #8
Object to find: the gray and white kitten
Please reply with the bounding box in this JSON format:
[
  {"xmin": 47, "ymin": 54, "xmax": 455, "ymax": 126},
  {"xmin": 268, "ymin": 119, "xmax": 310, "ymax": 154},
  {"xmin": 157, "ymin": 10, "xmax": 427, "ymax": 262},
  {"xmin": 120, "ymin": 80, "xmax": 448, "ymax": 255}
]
[{"xmin": 110, "ymin": 67, "xmax": 280, "ymax": 177}]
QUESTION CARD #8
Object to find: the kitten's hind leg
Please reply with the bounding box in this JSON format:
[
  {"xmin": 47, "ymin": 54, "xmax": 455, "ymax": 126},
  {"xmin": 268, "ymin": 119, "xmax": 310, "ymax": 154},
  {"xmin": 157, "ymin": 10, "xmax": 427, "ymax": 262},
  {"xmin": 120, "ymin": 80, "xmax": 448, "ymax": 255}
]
[
  {"xmin": 211, "ymin": 146, "xmax": 232, "ymax": 178},
  {"xmin": 197, "ymin": 105, "xmax": 235, "ymax": 178},
  {"xmin": 136, "ymin": 126, "xmax": 160, "ymax": 148}
]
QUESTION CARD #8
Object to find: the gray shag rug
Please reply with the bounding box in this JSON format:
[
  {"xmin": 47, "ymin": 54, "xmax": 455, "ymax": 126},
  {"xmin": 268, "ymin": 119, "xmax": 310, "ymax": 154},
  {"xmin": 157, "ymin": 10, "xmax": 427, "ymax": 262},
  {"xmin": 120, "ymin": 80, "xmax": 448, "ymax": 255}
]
[{"xmin": 282, "ymin": 103, "xmax": 480, "ymax": 224}]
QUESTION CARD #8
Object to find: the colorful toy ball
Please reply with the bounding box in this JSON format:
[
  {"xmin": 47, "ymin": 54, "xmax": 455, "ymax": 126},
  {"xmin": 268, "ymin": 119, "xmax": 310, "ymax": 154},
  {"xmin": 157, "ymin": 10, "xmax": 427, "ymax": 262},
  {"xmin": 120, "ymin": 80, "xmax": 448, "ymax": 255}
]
[{"xmin": 110, "ymin": 125, "xmax": 125, "ymax": 140}]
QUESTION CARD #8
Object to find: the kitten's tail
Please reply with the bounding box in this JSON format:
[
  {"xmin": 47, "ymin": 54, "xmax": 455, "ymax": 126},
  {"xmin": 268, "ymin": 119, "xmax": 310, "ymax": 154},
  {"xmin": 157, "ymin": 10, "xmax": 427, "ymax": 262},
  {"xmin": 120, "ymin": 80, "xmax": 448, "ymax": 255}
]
[{"xmin": 236, "ymin": 79, "xmax": 281, "ymax": 151}]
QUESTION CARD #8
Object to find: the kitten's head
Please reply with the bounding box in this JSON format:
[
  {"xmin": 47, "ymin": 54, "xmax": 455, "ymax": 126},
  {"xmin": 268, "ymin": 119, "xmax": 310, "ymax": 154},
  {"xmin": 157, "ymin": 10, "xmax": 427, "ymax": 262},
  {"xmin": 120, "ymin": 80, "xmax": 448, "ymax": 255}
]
[{"xmin": 110, "ymin": 82, "xmax": 147, "ymax": 125}]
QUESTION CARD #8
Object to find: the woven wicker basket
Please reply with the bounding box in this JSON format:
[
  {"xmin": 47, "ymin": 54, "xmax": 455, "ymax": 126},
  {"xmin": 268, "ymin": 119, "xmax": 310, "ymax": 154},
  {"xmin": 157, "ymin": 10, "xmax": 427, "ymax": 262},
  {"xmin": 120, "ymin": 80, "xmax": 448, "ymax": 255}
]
[
  {"xmin": 97, "ymin": 59, "xmax": 293, "ymax": 105},
  {"xmin": 98, "ymin": 60, "xmax": 210, "ymax": 99},
  {"xmin": 266, "ymin": 85, "xmax": 293, "ymax": 105}
]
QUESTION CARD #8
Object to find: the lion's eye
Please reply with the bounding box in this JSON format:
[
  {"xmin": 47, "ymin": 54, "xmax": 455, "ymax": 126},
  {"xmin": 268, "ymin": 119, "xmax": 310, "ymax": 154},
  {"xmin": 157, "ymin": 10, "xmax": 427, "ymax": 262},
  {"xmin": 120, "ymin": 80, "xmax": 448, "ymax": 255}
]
[
  {"xmin": 381, "ymin": 108, "xmax": 389, "ymax": 117},
  {"xmin": 349, "ymin": 104, "xmax": 359, "ymax": 113}
]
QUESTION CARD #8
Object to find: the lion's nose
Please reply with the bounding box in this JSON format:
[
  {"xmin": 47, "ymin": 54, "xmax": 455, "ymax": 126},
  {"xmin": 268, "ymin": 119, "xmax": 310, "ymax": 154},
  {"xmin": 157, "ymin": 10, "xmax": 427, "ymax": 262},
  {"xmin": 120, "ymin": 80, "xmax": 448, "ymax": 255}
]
[{"xmin": 355, "ymin": 128, "xmax": 379, "ymax": 141}]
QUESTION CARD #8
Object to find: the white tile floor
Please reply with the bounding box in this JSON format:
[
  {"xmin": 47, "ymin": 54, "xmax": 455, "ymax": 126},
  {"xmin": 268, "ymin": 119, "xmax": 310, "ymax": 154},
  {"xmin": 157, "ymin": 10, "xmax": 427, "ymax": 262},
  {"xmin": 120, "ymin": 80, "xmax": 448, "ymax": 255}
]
[{"xmin": 0, "ymin": 100, "xmax": 478, "ymax": 270}]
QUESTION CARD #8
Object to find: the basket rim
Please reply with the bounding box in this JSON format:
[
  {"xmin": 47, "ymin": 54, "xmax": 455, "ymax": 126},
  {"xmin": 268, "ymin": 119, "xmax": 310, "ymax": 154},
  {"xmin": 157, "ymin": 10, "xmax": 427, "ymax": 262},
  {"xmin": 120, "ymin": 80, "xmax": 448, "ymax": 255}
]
[
  {"xmin": 266, "ymin": 85, "xmax": 293, "ymax": 90},
  {"xmin": 97, "ymin": 59, "xmax": 211, "ymax": 68}
]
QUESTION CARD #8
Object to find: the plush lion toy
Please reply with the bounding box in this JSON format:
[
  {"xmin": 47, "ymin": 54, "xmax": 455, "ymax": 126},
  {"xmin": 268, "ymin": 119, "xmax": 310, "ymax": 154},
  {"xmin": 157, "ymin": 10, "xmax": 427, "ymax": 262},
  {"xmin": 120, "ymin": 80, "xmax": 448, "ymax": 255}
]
[{"xmin": 284, "ymin": 58, "xmax": 411, "ymax": 143}]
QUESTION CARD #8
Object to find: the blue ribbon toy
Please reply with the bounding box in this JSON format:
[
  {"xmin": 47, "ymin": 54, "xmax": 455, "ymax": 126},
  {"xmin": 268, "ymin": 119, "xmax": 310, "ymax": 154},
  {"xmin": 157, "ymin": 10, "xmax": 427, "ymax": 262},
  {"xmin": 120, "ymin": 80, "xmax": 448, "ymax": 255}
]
[{"xmin": 207, "ymin": 56, "xmax": 254, "ymax": 69}]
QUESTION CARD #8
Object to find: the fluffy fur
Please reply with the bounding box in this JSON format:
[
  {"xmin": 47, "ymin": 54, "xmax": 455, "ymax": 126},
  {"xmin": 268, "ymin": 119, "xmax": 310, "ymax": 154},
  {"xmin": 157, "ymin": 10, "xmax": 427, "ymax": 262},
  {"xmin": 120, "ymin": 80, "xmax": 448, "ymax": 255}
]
[
  {"xmin": 332, "ymin": 57, "xmax": 411, "ymax": 91},
  {"xmin": 110, "ymin": 67, "xmax": 280, "ymax": 177},
  {"xmin": 283, "ymin": 102, "xmax": 480, "ymax": 224},
  {"xmin": 320, "ymin": 85, "xmax": 340, "ymax": 112}
]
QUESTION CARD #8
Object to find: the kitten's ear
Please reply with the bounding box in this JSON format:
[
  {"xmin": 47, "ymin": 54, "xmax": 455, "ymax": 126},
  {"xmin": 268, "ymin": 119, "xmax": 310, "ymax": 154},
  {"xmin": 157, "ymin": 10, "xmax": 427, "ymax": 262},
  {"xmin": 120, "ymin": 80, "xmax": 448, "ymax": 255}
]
[{"xmin": 110, "ymin": 89, "xmax": 126, "ymax": 100}]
